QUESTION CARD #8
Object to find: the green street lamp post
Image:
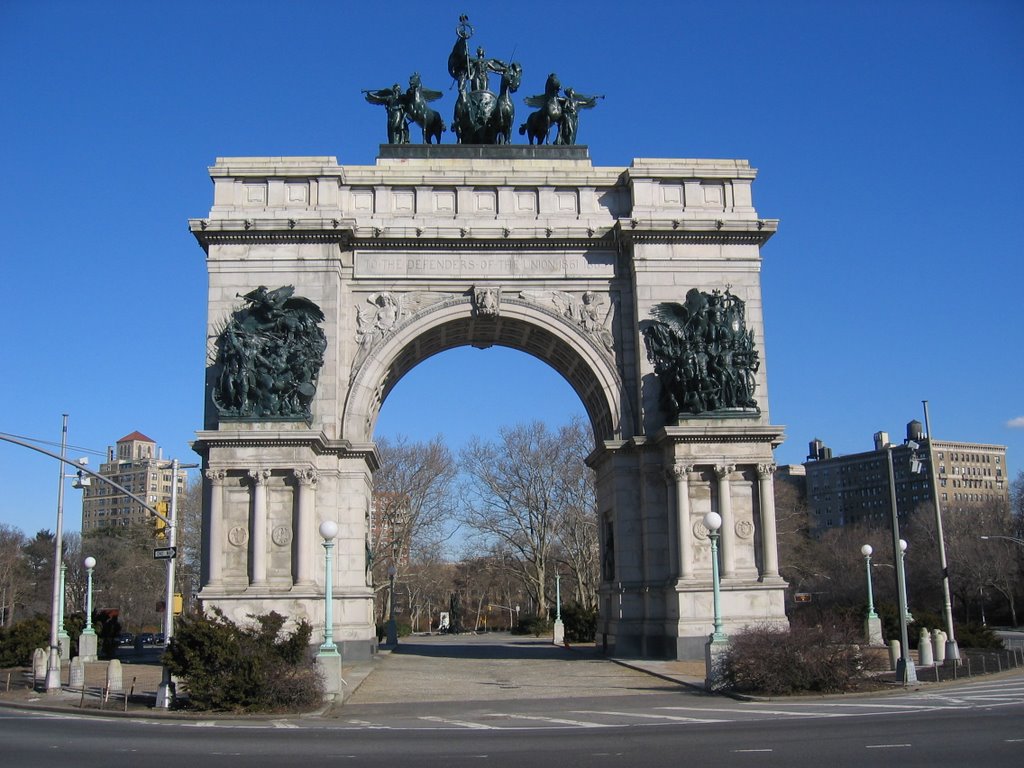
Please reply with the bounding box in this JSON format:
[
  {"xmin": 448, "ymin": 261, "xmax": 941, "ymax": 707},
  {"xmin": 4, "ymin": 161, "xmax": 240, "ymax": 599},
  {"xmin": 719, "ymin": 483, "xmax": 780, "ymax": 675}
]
[
  {"xmin": 703, "ymin": 511, "xmax": 727, "ymax": 691},
  {"xmin": 79, "ymin": 556, "xmax": 98, "ymax": 662},
  {"xmin": 861, "ymin": 544, "xmax": 883, "ymax": 645},
  {"xmin": 319, "ymin": 520, "xmax": 340, "ymax": 655},
  {"xmin": 315, "ymin": 520, "xmax": 343, "ymax": 699}
]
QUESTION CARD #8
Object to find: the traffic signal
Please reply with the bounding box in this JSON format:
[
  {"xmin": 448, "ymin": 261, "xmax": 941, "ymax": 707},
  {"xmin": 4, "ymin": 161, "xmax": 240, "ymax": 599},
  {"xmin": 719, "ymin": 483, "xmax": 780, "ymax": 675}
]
[{"xmin": 154, "ymin": 501, "xmax": 168, "ymax": 539}]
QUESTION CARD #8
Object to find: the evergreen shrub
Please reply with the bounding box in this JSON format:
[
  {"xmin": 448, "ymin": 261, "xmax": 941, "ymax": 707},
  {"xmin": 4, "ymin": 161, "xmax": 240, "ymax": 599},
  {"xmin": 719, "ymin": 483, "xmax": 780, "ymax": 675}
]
[
  {"xmin": 0, "ymin": 615, "xmax": 49, "ymax": 667},
  {"xmin": 163, "ymin": 609, "xmax": 323, "ymax": 712}
]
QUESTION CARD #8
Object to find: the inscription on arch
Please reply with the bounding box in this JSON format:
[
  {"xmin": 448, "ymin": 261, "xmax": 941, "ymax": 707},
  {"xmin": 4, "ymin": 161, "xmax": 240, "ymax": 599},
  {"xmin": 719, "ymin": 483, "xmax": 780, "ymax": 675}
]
[{"xmin": 355, "ymin": 251, "xmax": 615, "ymax": 279}]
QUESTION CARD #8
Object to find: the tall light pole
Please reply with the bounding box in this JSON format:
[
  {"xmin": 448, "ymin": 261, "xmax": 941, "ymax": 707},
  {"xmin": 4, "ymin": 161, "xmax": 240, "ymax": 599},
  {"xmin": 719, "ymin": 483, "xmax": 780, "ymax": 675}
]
[
  {"xmin": 386, "ymin": 563, "xmax": 398, "ymax": 646},
  {"xmin": 80, "ymin": 556, "xmax": 98, "ymax": 662},
  {"xmin": 861, "ymin": 545, "xmax": 883, "ymax": 645},
  {"xmin": 156, "ymin": 458, "xmax": 182, "ymax": 709},
  {"xmin": 703, "ymin": 511, "xmax": 726, "ymax": 691},
  {"xmin": 886, "ymin": 443, "xmax": 917, "ymax": 685},
  {"xmin": 922, "ymin": 400, "xmax": 960, "ymax": 665},
  {"xmin": 44, "ymin": 415, "xmax": 69, "ymax": 693}
]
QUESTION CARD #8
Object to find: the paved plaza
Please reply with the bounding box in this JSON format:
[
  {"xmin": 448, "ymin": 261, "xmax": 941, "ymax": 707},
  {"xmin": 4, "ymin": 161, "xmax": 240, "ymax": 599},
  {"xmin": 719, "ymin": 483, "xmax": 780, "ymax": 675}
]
[
  {"xmin": 337, "ymin": 633, "xmax": 702, "ymax": 707},
  {"xmin": 0, "ymin": 632, "xmax": 704, "ymax": 715}
]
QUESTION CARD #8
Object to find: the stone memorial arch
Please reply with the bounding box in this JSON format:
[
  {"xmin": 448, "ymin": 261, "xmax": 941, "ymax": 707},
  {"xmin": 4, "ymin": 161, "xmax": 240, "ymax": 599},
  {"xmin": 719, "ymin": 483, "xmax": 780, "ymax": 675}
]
[{"xmin": 190, "ymin": 145, "xmax": 788, "ymax": 659}]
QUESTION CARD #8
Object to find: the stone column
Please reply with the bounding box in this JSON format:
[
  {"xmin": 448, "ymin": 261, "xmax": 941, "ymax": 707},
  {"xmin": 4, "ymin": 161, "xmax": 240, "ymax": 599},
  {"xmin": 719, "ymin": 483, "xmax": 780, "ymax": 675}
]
[
  {"xmin": 757, "ymin": 463, "xmax": 780, "ymax": 579},
  {"xmin": 293, "ymin": 468, "xmax": 319, "ymax": 585},
  {"xmin": 715, "ymin": 465, "xmax": 736, "ymax": 578},
  {"xmin": 670, "ymin": 463, "xmax": 695, "ymax": 580},
  {"xmin": 205, "ymin": 469, "xmax": 227, "ymax": 585},
  {"xmin": 249, "ymin": 469, "xmax": 271, "ymax": 586}
]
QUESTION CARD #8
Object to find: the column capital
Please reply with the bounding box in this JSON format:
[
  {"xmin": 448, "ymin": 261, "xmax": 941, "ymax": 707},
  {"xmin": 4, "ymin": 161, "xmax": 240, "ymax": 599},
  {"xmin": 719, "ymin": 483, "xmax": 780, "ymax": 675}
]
[
  {"xmin": 248, "ymin": 468, "xmax": 271, "ymax": 485},
  {"xmin": 205, "ymin": 468, "xmax": 228, "ymax": 485},
  {"xmin": 715, "ymin": 464, "xmax": 736, "ymax": 479},
  {"xmin": 757, "ymin": 463, "xmax": 777, "ymax": 479},
  {"xmin": 293, "ymin": 467, "xmax": 319, "ymax": 487},
  {"xmin": 669, "ymin": 463, "xmax": 695, "ymax": 482}
]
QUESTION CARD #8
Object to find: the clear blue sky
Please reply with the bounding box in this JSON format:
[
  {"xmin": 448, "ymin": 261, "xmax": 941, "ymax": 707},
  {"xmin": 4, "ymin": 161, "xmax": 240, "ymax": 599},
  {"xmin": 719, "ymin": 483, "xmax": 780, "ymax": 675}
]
[{"xmin": 1, "ymin": 1, "xmax": 1021, "ymax": 536}]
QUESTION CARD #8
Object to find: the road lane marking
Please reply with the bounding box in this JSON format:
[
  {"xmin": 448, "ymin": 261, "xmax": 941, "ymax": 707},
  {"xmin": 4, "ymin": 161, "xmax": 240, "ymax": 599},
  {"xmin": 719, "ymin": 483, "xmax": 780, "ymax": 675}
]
[
  {"xmin": 494, "ymin": 713, "xmax": 609, "ymax": 728},
  {"xmin": 733, "ymin": 749, "xmax": 773, "ymax": 753},
  {"xmin": 419, "ymin": 716, "xmax": 496, "ymax": 729},
  {"xmin": 658, "ymin": 706, "xmax": 842, "ymax": 717},
  {"xmin": 575, "ymin": 709, "xmax": 723, "ymax": 723},
  {"xmin": 866, "ymin": 744, "xmax": 912, "ymax": 749}
]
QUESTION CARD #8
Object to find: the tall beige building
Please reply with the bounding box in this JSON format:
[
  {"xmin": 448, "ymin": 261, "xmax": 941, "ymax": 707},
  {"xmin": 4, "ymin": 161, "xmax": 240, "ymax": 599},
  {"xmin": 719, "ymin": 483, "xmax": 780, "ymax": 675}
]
[
  {"xmin": 80, "ymin": 432, "xmax": 187, "ymax": 532},
  {"xmin": 804, "ymin": 421, "xmax": 1008, "ymax": 532}
]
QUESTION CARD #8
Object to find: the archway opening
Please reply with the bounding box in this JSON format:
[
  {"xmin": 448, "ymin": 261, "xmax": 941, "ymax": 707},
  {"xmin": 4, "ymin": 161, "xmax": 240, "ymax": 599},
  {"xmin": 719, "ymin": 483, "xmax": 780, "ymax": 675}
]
[{"xmin": 370, "ymin": 343, "xmax": 600, "ymax": 639}]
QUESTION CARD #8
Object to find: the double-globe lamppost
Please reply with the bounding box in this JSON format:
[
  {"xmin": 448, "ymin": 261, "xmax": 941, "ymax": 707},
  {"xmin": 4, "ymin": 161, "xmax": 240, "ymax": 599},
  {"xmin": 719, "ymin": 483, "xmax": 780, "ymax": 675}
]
[{"xmin": 703, "ymin": 511, "xmax": 727, "ymax": 691}]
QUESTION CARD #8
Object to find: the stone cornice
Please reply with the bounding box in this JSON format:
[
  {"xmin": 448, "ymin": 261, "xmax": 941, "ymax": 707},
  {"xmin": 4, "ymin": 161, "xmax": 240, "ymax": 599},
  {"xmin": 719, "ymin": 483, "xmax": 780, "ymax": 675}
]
[
  {"xmin": 192, "ymin": 430, "xmax": 380, "ymax": 469},
  {"xmin": 616, "ymin": 218, "xmax": 778, "ymax": 246},
  {"xmin": 189, "ymin": 216, "xmax": 776, "ymax": 249},
  {"xmin": 653, "ymin": 423, "xmax": 786, "ymax": 448}
]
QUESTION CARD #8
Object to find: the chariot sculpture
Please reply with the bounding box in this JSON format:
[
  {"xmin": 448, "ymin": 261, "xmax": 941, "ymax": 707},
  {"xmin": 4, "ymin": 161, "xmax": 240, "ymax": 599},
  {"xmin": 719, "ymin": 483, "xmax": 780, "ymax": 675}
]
[{"xmin": 363, "ymin": 15, "xmax": 601, "ymax": 146}]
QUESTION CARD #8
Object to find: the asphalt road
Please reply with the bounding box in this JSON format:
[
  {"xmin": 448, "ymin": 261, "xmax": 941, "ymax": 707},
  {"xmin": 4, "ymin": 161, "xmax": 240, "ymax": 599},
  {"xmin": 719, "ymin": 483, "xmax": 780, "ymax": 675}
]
[
  {"xmin": 2, "ymin": 632, "xmax": 1022, "ymax": 766},
  {"xmin": 2, "ymin": 695, "xmax": 1022, "ymax": 768}
]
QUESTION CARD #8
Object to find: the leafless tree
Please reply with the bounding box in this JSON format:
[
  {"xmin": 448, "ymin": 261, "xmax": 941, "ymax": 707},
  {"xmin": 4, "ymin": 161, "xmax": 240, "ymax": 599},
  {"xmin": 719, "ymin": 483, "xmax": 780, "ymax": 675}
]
[
  {"xmin": 0, "ymin": 524, "xmax": 28, "ymax": 626},
  {"xmin": 81, "ymin": 525, "xmax": 166, "ymax": 632},
  {"xmin": 550, "ymin": 417, "xmax": 600, "ymax": 609},
  {"xmin": 371, "ymin": 435, "xmax": 458, "ymax": 621},
  {"xmin": 459, "ymin": 420, "xmax": 585, "ymax": 618}
]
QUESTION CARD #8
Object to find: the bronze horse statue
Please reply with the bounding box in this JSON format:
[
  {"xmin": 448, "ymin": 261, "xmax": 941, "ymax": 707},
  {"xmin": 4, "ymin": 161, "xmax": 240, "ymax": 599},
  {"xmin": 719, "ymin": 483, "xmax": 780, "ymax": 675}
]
[
  {"xmin": 403, "ymin": 73, "xmax": 446, "ymax": 144},
  {"xmin": 494, "ymin": 63, "xmax": 522, "ymax": 144},
  {"xmin": 519, "ymin": 73, "xmax": 562, "ymax": 145},
  {"xmin": 453, "ymin": 62, "xmax": 522, "ymax": 144}
]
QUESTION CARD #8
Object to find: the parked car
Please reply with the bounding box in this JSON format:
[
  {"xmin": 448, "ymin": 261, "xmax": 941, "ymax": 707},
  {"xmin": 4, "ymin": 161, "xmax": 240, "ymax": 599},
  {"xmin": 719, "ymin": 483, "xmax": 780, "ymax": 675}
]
[
  {"xmin": 137, "ymin": 632, "xmax": 156, "ymax": 645},
  {"xmin": 116, "ymin": 632, "xmax": 134, "ymax": 646}
]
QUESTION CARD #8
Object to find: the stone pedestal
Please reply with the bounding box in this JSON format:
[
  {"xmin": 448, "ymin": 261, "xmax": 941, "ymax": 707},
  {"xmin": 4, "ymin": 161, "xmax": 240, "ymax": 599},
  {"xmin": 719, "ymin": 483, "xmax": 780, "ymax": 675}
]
[
  {"xmin": 704, "ymin": 637, "xmax": 729, "ymax": 691},
  {"xmin": 553, "ymin": 620, "xmax": 565, "ymax": 646},
  {"xmin": 78, "ymin": 630, "xmax": 98, "ymax": 662},
  {"xmin": 316, "ymin": 652, "xmax": 344, "ymax": 700},
  {"xmin": 865, "ymin": 615, "xmax": 883, "ymax": 646}
]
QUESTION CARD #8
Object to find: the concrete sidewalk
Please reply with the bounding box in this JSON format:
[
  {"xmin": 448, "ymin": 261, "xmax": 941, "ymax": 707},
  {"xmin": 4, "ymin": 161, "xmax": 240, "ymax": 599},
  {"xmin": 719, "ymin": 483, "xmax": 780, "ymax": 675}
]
[{"xmin": 0, "ymin": 634, "xmax": 704, "ymax": 716}]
